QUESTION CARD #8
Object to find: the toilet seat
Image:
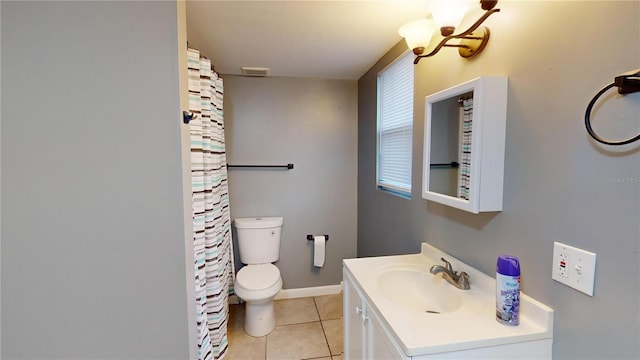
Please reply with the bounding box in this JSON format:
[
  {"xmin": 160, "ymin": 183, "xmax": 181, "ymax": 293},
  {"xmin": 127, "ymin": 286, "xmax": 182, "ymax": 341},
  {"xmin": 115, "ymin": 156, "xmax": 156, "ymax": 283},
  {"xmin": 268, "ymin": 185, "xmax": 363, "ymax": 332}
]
[
  {"xmin": 235, "ymin": 264, "xmax": 282, "ymax": 301},
  {"xmin": 237, "ymin": 264, "xmax": 280, "ymax": 290}
]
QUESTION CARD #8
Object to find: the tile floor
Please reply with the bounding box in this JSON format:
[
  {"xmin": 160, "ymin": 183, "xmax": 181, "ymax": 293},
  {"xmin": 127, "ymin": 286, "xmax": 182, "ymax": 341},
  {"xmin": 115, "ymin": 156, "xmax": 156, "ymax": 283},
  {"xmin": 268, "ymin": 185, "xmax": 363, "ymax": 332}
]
[{"xmin": 227, "ymin": 293, "xmax": 344, "ymax": 360}]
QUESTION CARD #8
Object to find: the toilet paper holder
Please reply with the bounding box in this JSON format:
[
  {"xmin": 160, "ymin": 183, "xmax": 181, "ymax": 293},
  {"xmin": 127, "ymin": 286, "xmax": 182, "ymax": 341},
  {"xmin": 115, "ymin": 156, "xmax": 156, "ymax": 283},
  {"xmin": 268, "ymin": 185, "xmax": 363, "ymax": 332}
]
[{"xmin": 306, "ymin": 234, "xmax": 329, "ymax": 242}]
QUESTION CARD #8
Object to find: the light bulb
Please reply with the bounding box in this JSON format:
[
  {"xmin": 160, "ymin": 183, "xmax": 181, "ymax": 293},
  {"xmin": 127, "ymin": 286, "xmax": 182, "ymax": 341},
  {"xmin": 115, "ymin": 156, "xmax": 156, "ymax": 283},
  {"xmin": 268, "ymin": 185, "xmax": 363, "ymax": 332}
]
[
  {"xmin": 429, "ymin": 0, "xmax": 474, "ymax": 36},
  {"xmin": 398, "ymin": 19, "xmax": 435, "ymax": 54}
]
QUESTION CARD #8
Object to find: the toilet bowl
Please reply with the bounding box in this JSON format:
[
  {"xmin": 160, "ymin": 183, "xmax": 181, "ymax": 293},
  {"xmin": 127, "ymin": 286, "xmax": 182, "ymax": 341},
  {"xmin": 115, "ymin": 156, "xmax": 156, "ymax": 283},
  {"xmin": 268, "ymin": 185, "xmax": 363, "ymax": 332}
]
[
  {"xmin": 234, "ymin": 263, "xmax": 283, "ymax": 337},
  {"xmin": 233, "ymin": 216, "xmax": 284, "ymax": 337}
]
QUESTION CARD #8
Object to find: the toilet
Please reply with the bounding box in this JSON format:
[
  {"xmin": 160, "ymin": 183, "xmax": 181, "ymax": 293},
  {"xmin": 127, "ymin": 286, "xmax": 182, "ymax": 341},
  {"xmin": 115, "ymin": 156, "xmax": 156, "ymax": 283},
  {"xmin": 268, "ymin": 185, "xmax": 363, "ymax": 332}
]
[{"xmin": 233, "ymin": 216, "xmax": 284, "ymax": 337}]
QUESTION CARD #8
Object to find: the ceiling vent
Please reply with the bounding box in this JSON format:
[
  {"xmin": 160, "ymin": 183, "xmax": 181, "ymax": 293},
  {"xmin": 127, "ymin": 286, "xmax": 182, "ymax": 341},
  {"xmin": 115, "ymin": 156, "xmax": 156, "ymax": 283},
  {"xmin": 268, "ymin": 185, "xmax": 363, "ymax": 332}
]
[{"xmin": 241, "ymin": 67, "xmax": 270, "ymax": 77}]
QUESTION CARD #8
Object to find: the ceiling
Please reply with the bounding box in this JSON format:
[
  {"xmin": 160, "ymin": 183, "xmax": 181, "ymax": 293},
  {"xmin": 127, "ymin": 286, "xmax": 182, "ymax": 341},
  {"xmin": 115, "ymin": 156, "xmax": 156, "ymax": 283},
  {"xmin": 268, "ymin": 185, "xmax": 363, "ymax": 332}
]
[{"xmin": 185, "ymin": 1, "xmax": 432, "ymax": 80}]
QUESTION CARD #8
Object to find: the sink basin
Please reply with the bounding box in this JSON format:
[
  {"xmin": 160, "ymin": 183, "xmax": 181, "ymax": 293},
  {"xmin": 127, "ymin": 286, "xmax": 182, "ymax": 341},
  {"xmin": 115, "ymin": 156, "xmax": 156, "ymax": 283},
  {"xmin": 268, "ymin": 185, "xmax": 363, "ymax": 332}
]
[{"xmin": 376, "ymin": 264, "xmax": 463, "ymax": 314}]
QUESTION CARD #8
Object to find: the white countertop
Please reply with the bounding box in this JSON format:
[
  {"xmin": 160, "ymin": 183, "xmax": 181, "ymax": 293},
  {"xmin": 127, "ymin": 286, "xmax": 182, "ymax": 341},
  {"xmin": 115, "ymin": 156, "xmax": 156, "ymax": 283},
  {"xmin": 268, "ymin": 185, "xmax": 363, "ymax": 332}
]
[{"xmin": 343, "ymin": 242, "xmax": 554, "ymax": 356}]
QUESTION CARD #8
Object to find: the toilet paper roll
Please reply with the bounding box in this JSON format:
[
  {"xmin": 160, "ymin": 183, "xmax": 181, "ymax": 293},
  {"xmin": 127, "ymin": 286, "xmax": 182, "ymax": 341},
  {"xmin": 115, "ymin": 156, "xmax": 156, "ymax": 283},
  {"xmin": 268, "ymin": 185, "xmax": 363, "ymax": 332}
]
[{"xmin": 313, "ymin": 235, "xmax": 325, "ymax": 268}]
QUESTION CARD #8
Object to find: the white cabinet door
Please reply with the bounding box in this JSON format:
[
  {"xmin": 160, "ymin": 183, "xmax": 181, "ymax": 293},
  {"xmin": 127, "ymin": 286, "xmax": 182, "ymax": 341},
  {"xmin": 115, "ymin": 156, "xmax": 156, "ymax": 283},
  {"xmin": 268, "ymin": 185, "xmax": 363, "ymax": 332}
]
[
  {"xmin": 344, "ymin": 271, "xmax": 365, "ymax": 359},
  {"xmin": 368, "ymin": 304, "xmax": 409, "ymax": 360},
  {"xmin": 423, "ymin": 76, "xmax": 508, "ymax": 213},
  {"xmin": 345, "ymin": 268, "xmax": 409, "ymax": 360}
]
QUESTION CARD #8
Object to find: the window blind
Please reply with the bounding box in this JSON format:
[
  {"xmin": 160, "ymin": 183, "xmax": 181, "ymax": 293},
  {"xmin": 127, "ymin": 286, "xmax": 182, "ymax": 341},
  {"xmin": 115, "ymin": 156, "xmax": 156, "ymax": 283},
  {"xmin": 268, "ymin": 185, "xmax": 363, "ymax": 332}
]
[{"xmin": 377, "ymin": 52, "xmax": 414, "ymax": 196}]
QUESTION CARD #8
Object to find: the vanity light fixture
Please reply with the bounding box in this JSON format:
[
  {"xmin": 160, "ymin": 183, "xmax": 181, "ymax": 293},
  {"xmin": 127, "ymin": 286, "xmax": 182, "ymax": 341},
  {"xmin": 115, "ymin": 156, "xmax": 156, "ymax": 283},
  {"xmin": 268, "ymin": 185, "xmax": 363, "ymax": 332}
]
[{"xmin": 399, "ymin": 0, "xmax": 500, "ymax": 64}]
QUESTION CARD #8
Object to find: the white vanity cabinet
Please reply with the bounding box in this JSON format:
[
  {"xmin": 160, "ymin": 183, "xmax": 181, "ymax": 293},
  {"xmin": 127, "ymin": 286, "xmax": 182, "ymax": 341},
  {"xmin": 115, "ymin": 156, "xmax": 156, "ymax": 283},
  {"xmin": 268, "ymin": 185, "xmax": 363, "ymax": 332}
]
[
  {"xmin": 344, "ymin": 269, "xmax": 407, "ymax": 360},
  {"xmin": 343, "ymin": 243, "xmax": 554, "ymax": 359}
]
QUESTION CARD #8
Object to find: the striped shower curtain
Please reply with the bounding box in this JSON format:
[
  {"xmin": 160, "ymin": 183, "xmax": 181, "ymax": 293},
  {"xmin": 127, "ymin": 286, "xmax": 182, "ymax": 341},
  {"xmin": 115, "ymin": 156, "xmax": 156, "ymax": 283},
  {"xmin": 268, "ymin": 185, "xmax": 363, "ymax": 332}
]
[
  {"xmin": 188, "ymin": 48, "xmax": 235, "ymax": 360},
  {"xmin": 457, "ymin": 97, "xmax": 473, "ymax": 200}
]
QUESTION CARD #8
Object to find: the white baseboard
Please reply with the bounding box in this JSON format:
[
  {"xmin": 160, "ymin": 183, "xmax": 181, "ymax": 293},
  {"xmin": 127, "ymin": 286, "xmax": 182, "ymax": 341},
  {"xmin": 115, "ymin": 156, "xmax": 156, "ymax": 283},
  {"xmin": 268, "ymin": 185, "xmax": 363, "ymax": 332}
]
[
  {"xmin": 229, "ymin": 282, "xmax": 343, "ymax": 304},
  {"xmin": 274, "ymin": 282, "xmax": 343, "ymax": 300}
]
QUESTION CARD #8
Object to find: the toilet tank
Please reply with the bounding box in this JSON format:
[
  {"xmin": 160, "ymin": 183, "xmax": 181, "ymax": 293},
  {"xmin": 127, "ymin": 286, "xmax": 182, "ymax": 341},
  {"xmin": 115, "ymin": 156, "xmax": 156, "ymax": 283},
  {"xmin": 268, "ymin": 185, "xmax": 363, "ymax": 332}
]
[{"xmin": 234, "ymin": 216, "xmax": 283, "ymax": 264}]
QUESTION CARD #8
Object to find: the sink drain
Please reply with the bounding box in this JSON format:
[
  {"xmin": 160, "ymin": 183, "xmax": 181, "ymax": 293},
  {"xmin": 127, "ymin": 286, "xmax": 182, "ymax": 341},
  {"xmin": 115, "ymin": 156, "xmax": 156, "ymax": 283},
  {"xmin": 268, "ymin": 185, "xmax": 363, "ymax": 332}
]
[{"xmin": 425, "ymin": 310, "xmax": 441, "ymax": 314}]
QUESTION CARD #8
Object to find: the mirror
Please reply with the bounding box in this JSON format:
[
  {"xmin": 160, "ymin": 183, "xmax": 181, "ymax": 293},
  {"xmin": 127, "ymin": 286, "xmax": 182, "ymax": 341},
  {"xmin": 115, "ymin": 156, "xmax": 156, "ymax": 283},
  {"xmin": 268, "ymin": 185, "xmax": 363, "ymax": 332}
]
[
  {"xmin": 428, "ymin": 90, "xmax": 472, "ymax": 198},
  {"xmin": 423, "ymin": 77, "xmax": 508, "ymax": 213}
]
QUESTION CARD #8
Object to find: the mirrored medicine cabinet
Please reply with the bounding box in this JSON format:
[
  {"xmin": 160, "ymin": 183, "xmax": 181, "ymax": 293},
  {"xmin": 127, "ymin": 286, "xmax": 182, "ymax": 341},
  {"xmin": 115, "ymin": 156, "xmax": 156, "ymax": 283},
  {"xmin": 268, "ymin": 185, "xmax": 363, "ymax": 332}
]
[{"xmin": 423, "ymin": 76, "xmax": 508, "ymax": 214}]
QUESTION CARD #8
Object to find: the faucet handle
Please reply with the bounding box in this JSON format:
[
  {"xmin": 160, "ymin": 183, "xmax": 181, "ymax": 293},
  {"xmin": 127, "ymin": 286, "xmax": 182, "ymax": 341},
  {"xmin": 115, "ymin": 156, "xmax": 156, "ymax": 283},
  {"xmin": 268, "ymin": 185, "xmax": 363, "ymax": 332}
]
[
  {"xmin": 440, "ymin": 257, "xmax": 453, "ymax": 272},
  {"xmin": 458, "ymin": 271, "xmax": 470, "ymax": 290}
]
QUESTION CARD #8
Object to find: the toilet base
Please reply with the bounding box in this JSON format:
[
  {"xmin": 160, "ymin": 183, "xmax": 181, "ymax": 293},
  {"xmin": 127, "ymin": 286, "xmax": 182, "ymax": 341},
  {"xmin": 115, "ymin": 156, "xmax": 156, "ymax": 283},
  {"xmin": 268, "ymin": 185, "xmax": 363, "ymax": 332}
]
[{"xmin": 244, "ymin": 300, "xmax": 276, "ymax": 337}]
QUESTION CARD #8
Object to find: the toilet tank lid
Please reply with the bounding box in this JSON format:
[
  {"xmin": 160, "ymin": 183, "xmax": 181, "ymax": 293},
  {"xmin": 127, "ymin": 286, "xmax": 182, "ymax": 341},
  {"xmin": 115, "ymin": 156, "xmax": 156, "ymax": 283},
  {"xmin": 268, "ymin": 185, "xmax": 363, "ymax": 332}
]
[{"xmin": 234, "ymin": 216, "xmax": 283, "ymax": 229}]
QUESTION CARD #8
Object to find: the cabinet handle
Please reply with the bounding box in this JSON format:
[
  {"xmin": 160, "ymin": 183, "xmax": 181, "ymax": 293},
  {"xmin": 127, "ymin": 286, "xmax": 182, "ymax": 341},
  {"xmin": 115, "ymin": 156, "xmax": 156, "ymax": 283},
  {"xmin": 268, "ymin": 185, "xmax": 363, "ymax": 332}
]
[{"xmin": 355, "ymin": 307, "xmax": 368, "ymax": 323}]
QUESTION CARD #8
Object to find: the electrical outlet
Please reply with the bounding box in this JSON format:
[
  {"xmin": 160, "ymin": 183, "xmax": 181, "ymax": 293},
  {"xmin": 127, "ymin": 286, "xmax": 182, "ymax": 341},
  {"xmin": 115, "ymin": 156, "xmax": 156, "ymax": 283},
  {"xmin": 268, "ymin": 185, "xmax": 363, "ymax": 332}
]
[
  {"xmin": 552, "ymin": 242, "xmax": 597, "ymax": 296},
  {"xmin": 557, "ymin": 251, "xmax": 569, "ymax": 278}
]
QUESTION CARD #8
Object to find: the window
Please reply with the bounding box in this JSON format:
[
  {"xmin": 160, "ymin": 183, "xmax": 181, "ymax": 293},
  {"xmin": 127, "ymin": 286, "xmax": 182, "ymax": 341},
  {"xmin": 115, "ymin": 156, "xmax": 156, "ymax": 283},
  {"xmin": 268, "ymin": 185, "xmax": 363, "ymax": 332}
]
[{"xmin": 377, "ymin": 52, "xmax": 414, "ymax": 198}]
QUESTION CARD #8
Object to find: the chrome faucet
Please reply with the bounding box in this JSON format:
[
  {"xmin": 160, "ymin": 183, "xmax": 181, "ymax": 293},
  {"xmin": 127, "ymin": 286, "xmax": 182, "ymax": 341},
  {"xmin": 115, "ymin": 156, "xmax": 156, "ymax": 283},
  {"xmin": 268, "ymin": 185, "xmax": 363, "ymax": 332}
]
[{"xmin": 430, "ymin": 257, "xmax": 470, "ymax": 290}]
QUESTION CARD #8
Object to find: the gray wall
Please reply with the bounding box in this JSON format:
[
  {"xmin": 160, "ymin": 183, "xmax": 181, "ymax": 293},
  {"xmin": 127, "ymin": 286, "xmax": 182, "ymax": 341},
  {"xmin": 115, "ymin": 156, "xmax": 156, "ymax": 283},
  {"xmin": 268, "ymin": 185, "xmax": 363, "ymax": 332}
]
[
  {"xmin": 224, "ymin": 76, "xmax": 358, "ymax": 289},
  {"xmin": 358, "ymin": 2, "xmax": 639, "ymax": 359},
  {"xmin": 1, "ymin": 1, "xmax": 192, "ymax": 358}
]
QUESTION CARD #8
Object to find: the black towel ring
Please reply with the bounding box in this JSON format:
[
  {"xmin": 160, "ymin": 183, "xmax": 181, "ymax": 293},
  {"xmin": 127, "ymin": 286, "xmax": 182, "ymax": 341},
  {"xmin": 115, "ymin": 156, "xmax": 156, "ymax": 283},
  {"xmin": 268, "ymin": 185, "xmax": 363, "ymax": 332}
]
[{"xmin": 584, "ymin": 83, "xmax": 640, "ymax": 146}]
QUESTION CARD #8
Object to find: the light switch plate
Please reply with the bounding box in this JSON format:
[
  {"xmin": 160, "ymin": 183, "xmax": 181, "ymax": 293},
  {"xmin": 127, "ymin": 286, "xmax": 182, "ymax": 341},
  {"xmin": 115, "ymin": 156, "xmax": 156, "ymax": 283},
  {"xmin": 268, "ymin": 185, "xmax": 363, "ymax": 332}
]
[{"xmin": 552, "ymin": 242, "xmax": 597, "ymax": 296}]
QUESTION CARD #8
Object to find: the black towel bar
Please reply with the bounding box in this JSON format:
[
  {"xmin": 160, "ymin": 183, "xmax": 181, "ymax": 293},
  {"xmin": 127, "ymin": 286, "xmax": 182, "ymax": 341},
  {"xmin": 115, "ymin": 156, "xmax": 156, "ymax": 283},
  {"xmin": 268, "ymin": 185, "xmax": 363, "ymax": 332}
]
[
  {"xmin": 226, "ymin": 163, "xmax": 294, "ymax": 170},
  {"xmin": 430, "ymin": 162, "xmax": 460, "ymax": 168}
]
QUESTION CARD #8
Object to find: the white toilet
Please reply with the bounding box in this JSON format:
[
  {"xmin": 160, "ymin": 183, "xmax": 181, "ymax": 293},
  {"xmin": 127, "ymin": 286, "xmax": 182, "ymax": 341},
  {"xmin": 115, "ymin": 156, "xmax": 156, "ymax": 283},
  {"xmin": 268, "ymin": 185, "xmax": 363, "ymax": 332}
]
[{"xmin": 233, "ymin": 216, "xmax": 284, "ymax": 337}]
